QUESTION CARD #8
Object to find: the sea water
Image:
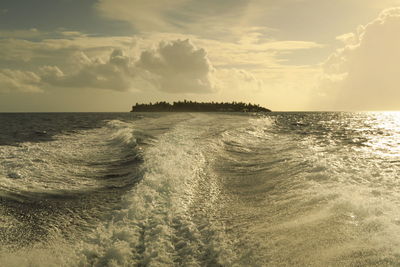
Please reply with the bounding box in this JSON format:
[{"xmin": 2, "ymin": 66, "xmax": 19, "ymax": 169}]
[{"xmin": 1, "ymin": 112, "xmax": 400, "ymax": 266}]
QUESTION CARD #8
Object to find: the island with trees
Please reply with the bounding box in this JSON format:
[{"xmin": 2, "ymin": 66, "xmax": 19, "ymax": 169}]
[{"xmin": 130, "ymin": 100, "xmax": 271, "ymax": 112}]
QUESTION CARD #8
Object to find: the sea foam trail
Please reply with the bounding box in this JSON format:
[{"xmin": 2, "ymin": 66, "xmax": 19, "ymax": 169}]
[
  {"xmin": 0, "ymin": 114, "xmax": 273, "ymax": 266},
  {"xmin": 0, "ymin": 114, "xmax": 232, "ymax": 267},
  {"xmin": 69, "ymin": 115, "xmax": 235, "ymax": 266}
]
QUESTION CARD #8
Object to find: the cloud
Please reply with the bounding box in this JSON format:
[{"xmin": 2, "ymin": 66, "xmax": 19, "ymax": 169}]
[
  {"xmin": 40, "ymin": 49, "xmax": 134, "ymax": 91},
  {"xmin": 0, "ymin": 69, "xmax": 42, "ymax": 93},
  {"xmin": 319, "ymin": 7, "xmax": 400, "ymax": 110},
  {"xmin": 0, "ymin": 24, "xmax": 322, "ymax": 108},
  {"xmin": 0, "ymin": 28, "xmax": 43, "ymax": 39},
  {"xmin": 40, "ymin": 39, "xmax": 215, "ymax": 94},
  {"xmin": 96, "ymin": 0, "xmax": 188, "ymax": 32},
  {"xmin": 215, "ymin": 68, "xmax": 263, "ymax": 93},
  {"xmin": 0, "ymin": 36, "xmax": 217, "ymax": 94},
  {"xmin": 137, "ymin": 32, "xmax": 323, "ymax": 73},
  {"xmin": 95, "ymin": 0, "xmax": 267, "ymax": 36},
  {"xmin": 95, "ymin": 0, "xmax": 269, "ymax": 41},
  {"xmin": 137, "ymin": 39, "xmax": 215, "ymax": 93},
  {"xmin": 0, "ymin": 35, "xmax": 134, "ymax": 68}
]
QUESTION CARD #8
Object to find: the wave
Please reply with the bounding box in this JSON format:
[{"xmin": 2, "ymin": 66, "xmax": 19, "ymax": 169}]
[
  {"xmin": 0, "ymin": 119, "xmax": 147, "ymax": 259},
  {"xmin": 0, "ymin": 120, "xmax": 144, "ymax": 199},
  {"xmin": 214, "ymin": 113, "xmax": 400, "ymax": 265},
  {"xmin": 4, "ymin": 112, "xmax": 400, "ymax": 266}
]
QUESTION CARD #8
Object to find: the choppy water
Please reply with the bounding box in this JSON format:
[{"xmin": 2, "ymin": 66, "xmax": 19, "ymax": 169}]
[{"xmin": 1, "ymin": 112, "xmax": 400, "ymax": 266}]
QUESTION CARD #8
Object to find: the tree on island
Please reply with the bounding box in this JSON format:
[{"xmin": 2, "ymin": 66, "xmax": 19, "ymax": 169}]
[{"xmin": 130, "ymin": 100, "xmax": 271, "ymax": 112}]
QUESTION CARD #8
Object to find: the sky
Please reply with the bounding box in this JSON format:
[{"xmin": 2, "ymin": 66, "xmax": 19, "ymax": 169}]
[{"xmin": 1, "ymin": 0, "xmax": 400, "ymax": 111}]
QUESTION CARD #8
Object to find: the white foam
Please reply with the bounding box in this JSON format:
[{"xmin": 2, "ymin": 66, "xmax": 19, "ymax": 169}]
[{"xmin": 75, "ymin": 115, "xmax": 234, "ymax": 266}]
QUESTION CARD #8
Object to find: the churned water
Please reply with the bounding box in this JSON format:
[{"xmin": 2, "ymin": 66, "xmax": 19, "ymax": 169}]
[{"xmin": 1, "ymin": 112, "xmax": 400, "ymax": 266}]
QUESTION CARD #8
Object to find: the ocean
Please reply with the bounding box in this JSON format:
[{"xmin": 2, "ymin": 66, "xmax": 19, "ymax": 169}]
[{"xmin": 1, "ymin": 112, "xmax": 400, "ymax": 266}]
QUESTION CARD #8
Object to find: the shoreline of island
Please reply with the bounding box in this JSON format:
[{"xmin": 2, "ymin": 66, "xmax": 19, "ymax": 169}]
[{"xmin": 130, "ymin": 101, "xmax": 271, "ymax": 112}]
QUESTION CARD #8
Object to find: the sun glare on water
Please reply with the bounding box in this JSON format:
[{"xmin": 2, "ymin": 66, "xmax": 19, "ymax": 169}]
[{"xmin": 363, "ymin": 112, "xmax": 400, "ymax": 157}]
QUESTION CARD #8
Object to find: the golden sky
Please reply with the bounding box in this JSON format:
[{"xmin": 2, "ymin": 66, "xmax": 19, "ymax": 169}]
[{"xmin": 1, "ymin": 0, "xmax": 400, "ymax": 111}]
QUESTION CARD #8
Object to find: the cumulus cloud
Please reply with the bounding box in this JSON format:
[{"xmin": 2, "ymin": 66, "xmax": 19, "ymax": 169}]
[
  {"xmin": 0, "ymin": 37, "xmax": 217, "ymax": 94},
  {"xmin": 41, "ymin": 49, "xmax": 135, "ymax": 91},
  {"xmin": 40, "ymin": 39, "xmax": 215, "ymax": 93},
  {"xmin": 320, "ymin": 7, "xmax": 400, "ymax": 110},
  {"xmin": 137, "ymin": 39, "xmax": 215, "ymax": 93}
]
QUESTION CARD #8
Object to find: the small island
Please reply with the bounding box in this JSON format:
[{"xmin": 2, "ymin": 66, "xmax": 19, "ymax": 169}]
[{"xmin": 130, "ymin": 100, "xmax": 271, "ymax": 112}]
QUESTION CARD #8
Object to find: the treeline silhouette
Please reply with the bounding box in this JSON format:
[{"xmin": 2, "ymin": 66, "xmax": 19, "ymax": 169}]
[{"xmin": 131, "ymin": 100, "xmax": 271, "ymax": 112}]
